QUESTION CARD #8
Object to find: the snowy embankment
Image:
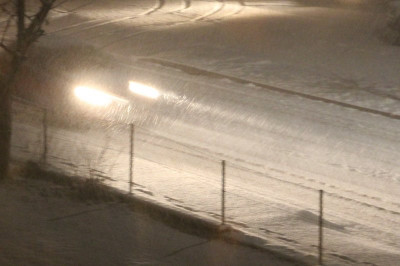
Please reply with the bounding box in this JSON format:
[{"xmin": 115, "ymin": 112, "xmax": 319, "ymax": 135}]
[{"xmin": 0, "ymin": 173, "xmax": 298, "ymax": 266}]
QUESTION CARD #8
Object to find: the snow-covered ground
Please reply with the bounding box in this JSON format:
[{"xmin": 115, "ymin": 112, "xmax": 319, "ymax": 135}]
[
  {"xmin": 0, "ymin": 177, "xmax": 297, "ymax": 266},
  {"xmin": 4, "ymin": 0, "xmax": 400, "ymax": 265}
]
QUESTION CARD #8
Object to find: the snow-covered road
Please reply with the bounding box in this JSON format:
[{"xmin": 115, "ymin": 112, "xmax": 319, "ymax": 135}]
[{"xmin": 6, "ymin": 0, "xmax": 400, "ymax": 265}]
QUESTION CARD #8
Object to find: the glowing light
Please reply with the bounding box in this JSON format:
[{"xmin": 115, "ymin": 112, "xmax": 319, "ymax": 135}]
[
  {"xmin": 129, "ymin": 81, "xmax": 160, "ymax": 99},
  {"xmin": 74, "ymin": 86, "xmax": 114, "ymax": 106}
]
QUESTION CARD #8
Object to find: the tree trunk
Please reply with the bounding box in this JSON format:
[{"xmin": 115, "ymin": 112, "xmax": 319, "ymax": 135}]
[
  {"xmin": 0, "ymin": 87, "xmax": 12, "ymax": 180},
  {"xmin": 0, "ymin": 56, "xmax": 21, "ymax": 180}
]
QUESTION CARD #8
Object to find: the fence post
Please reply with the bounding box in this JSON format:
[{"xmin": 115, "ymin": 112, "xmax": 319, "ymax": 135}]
[
  {"xmin": 129, "ymin": 123, "xmax": 134, "ymax": 194},
  {"xmin": 319, "ymin": 189, "xmax": 324, "ymax": 265},
  {"xmin": 221, "ymin": 160, "xmax": 226, "ymax": 225},
  {"xmin": 42, "ymin": 108, "xmax": 48, "ymax": 165}
]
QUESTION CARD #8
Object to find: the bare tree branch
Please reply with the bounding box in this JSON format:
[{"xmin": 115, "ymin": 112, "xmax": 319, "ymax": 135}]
[
  {"xmin": 1, "ymin": 15, "xmax": 13, "ymax": 44},
  {"xmin": 1, "ymin": 0, "xmax": 58, "ymax": 97},
  {"xmin": 24, "ymin": 0, "xmax": 56, "ymax": 45},
  {"xmin": 0, "ymin": 42, "xmax": 14, "ymax": 55}
]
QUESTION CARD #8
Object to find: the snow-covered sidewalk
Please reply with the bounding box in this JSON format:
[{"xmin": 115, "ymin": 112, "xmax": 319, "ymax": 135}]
[{"xmin": 0, "ymin": 175, "xmax": 299, "ymax": 266}]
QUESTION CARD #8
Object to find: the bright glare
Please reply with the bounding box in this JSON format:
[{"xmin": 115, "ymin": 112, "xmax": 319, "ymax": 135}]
[
  {"xmin": 129, "ymin": 81, "xmax": 160, "ymax": 99},
  {"xmin": 74, "ymin": 86, "xmax": 113, "ymax": 106}
]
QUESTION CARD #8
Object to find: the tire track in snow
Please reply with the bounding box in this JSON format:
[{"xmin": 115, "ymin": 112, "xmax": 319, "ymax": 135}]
[
  {"xmin": 167, "ymin": 0, "xmax": 191, "ymax": 14},
  {"xmin": 54, "ymin": 0, "xmax": 193, "ymax": 40},
  {"xmin": 174, "ymin": 0, "xmax": 244, "ymax": 21},
  {"xmin": 140, "ymin": 0, "xmax": 165, "ymax": 16},
  {"xmin": 97, "ymin": 0, "xmax": 246, "ymax": 49},
  {"xmin": 49, "ymin": 17, "xmax": 134, "ymax": 35},
  {"xmin": 191, "ymin": 0, "xmax": 225, "ymax": 22},
  {"xmin": 52, "ymin": 0, "xmax": 245, "ymax": 44},
  {"xmin": 51, "ymin": 0, "xmax": 98, "ymax": 14},
  {"xmin": 141, "ymin": 0, "xmax": 191, "ymax": 17},
  {"xmin": 48, "ymin": 0, "xmax": 166, "ymax": 35},
  {"xmin": 209, "ymin": 1, "xmax": 246, "ymax": 22},
  {"xmin": 77, "ymin": 0, "xmax": 194, "ymax": 42}
]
